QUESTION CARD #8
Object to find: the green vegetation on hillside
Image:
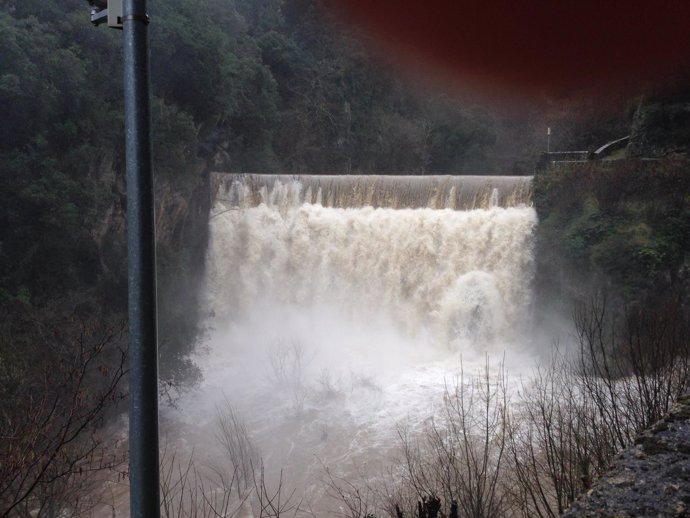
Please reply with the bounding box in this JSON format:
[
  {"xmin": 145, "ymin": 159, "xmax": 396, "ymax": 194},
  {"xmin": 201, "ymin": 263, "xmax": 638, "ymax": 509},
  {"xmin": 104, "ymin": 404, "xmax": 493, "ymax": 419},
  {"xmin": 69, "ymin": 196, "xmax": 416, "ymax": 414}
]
[{"xmin": 534, "ymin": 160, "xmax": 690, "ymax": 311}]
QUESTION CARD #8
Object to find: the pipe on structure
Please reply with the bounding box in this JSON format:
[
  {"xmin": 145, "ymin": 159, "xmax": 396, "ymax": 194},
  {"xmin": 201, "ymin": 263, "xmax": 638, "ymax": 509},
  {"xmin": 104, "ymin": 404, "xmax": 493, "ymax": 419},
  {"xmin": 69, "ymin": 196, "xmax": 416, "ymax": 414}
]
[{"xmin": 123, "ymin": 1, "xmax": 160, "ymax": 517}]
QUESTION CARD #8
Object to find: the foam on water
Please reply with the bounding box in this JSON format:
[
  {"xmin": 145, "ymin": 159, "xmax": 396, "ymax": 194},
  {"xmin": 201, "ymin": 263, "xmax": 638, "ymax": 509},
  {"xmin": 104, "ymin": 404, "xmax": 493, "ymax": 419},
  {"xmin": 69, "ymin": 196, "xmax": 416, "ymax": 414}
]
[{"xmin": 170, "ymin": 176, "xmax": 538, "ymax": 513}]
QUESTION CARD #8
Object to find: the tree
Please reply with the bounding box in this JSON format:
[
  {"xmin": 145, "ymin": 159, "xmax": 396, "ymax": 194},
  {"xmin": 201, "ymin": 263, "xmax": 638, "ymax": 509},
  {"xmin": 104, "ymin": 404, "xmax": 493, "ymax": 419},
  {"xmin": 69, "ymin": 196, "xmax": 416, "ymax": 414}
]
[
  {"xmin": 0, "ymin": 303, "xmax": 127, "ymax": 518},
  {"xmin": 397, "ymin": 359, "xmax": 509, "ymax": 518},
  {"xmin": 160, "ymin": 400, "xmax": 302, "ymax": 518},
  {"xmin": 505, "ymin": 293, "xmax": 690, "ymax": 517}
]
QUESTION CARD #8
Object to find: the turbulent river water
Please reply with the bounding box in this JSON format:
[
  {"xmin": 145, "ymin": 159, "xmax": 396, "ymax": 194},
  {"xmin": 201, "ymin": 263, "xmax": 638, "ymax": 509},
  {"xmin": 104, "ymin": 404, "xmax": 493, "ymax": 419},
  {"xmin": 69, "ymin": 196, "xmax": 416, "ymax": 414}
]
[{"xmin": 167, "ymin": 174, "xmax": 538, "ymax": 515}]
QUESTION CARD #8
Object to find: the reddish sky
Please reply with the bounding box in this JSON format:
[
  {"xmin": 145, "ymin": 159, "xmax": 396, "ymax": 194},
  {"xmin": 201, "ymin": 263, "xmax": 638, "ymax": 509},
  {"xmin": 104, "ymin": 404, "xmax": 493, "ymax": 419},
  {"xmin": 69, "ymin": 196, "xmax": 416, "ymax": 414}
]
[{"xmin": 325, "ymin": 1, "xmax": 690, "ymax": 100}]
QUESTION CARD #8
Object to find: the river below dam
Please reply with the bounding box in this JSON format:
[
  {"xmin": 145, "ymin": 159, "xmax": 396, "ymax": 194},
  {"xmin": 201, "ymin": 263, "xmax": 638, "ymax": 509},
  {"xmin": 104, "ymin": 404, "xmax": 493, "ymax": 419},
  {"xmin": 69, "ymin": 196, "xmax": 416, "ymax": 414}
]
[{"xmin": 164, "ymin": 174, "xmax": 539, "ymax": 516}]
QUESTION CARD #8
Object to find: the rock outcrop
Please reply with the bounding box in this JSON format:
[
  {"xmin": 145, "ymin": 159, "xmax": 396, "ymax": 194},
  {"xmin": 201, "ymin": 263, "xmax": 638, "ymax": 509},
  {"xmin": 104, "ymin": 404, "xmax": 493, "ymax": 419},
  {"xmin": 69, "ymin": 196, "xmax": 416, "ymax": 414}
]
[{"xmin": 563, "ymin": 395, "xmax": 690, "ymax": 517}]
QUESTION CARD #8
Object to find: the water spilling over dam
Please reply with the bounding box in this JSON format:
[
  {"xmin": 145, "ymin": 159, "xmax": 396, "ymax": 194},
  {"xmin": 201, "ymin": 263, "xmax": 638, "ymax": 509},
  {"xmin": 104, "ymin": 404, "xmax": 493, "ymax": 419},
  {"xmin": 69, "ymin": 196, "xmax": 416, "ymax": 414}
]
[
  {"xmin": 174, "ymin": 173, "xmax": 537, "ymax": 514},
  {"xmin": 212, "ymin": 173, "xmax": 532, "ymax": 210},
  {"xmin": 205, "ymin": 174, "xmax": 534, "ymax": 349}
]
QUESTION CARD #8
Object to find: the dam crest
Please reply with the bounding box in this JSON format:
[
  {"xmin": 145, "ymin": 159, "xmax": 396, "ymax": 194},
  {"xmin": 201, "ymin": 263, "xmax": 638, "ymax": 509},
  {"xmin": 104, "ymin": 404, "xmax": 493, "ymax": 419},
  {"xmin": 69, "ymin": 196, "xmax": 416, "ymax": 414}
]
[{"xmin": 211, "ymin": 173, "xmax": 532, "ymax": 211}]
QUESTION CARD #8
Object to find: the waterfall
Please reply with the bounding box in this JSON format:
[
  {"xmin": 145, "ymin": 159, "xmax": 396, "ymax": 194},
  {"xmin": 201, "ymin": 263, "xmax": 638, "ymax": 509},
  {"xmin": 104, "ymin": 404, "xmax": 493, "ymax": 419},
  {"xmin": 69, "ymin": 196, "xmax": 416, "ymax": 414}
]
[
  {"xmin": 204, "ymin": 174, "xmax": 535, "ymax": 351},
  {"xmin": 175, "ymin": 174, "xmax": 537, "ymax": 514}
]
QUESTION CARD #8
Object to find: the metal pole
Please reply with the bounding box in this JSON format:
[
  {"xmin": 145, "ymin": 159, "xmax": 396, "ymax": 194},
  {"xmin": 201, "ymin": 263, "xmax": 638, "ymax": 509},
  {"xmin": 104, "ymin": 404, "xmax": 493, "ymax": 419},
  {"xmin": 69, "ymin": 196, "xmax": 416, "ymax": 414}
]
[
  {"xmin": 547, "ymin": 126, "xmax": 551, "ymax": 154},
  {"xmin": 123, "ymin": 1, "xmax": 160, "ymax": 517}
]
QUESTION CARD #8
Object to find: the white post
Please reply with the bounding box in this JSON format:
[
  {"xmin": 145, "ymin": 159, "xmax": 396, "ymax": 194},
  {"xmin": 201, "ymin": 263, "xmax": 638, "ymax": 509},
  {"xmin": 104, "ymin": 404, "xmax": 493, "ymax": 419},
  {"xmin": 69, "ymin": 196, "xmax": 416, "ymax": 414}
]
[{"xmin": 547, "ymin": 126, "xmax": 551, "ymax": 154}]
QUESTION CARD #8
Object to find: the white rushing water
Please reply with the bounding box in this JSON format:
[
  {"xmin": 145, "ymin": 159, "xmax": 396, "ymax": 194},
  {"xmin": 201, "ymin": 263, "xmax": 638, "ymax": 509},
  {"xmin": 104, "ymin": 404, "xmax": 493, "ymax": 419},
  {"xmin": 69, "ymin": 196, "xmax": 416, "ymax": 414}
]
[{"xmin": 170, "ymin": 176, "xmax": 538, "ymax": 514}]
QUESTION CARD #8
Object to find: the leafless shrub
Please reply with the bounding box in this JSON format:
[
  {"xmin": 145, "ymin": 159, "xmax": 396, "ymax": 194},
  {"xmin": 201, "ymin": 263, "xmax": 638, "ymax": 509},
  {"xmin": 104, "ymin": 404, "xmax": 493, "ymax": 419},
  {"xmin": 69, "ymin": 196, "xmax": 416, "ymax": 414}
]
[
  {"xmin": 398, "ymin": 358, "xmax": 509, "ymax": 518},
  {"xmin": 160, "ymin": 443, "xmax": 249, "ymax": 518},
  {"xmin": 574, "ymin": 294, "xmax": 690, "ymax": 450},
  {"xmin": 321, "ymin": 464, "xmax": 377, "ymax": 518},
  {"xmin": 161, "ymin": 401, "xmax": 302, "ymax": 518},
  {"xmin": 370, "ymin": 468, "xmax": 418, "ymax": 518},
  {"xmin": 315, "ymin": 370, "xmax": 345, "ymax": 402},
  {"xmin": 349, "ymin": 372, "xmax": 382, "ymax": 395},
  {"xmin": 267, "ymin": 340, "xmax": 311, "ymax": 413},
  {"xmin": 0, "ymin": 309, "xmax": 127, "ymax": 518},
  {"xmin": 505, "ymin": 293, "xmax": 690, "ymax": 517},
  {"xmin": 268, "ymin": 341, "xmax": 307, "ymax": 387},
  {"xmin": 319, "ymin": 459, "xmax": 415, "ymax": 518},
  {"xmin": 215, "ymin": 399, "xmax": 260, "ymax": 497},
  {"xmin": 251, "ymin": 463, "xmax": 302, "ymax": 518},
  {"xmin": 506, "ymin": 351, "xmax": 610, "ymax": 518}
]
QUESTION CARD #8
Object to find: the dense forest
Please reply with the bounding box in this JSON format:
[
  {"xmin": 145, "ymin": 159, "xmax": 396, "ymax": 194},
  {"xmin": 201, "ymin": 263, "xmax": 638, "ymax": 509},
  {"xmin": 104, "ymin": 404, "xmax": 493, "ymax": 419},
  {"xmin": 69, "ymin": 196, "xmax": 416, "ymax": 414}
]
[{"xmin": 1, "ymin": 0, "xmax": 689, "ymax": 516}]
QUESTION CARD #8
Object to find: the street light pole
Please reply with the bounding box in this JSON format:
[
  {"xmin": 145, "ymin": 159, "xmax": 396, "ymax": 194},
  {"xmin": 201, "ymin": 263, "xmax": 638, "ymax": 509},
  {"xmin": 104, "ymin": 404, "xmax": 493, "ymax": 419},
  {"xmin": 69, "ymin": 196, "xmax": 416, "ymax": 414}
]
[
  {"xmin": 87, "ymin": 0, "xmax": 159, "ymax": 514},
  {"xmin": 122, "ymin": 1, "xmax": 160, "ymax": 517}
]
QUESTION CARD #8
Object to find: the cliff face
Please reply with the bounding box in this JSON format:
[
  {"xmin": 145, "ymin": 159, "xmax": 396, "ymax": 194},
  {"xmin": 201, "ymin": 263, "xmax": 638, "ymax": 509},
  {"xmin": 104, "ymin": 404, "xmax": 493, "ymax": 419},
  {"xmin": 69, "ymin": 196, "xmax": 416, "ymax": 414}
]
[
  {"xmin": 563, "ymin": 395, "xmax": 690, "ymax": 518},
  {"xmin": 153, "ymin": 150, "xmax": 213, "ymax": 385}
]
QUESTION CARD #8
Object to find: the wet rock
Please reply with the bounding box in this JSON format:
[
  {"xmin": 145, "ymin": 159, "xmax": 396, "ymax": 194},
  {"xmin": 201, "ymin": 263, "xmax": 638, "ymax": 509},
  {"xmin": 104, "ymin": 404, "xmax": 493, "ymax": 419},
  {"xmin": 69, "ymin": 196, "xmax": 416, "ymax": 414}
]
[{"xmin": 563, "ymin": 396, "xmax": 690, "ymax": 518}]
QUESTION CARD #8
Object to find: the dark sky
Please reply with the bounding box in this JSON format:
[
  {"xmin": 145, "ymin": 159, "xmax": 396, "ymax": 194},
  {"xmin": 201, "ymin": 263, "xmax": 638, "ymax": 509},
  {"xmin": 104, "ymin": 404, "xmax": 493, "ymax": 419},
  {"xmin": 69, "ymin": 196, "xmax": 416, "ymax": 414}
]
[{"xmin": 326, "ymin": 1, "xmax": 690, "ymax": 100}]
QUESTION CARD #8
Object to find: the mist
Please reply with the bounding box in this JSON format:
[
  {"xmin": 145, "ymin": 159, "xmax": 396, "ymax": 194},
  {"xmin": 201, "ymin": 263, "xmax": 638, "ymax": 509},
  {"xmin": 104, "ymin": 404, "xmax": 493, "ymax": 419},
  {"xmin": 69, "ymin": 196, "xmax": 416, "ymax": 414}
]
[{"xmin": 160, "ymin": 175, "xmax": 542, "ymax": 513}]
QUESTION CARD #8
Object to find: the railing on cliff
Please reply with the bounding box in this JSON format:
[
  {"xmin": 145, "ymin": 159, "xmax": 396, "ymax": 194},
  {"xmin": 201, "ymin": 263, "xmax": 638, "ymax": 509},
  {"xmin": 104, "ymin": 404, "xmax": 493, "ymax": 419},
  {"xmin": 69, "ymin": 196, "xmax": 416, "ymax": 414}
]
[{"xmin": 537, "ymin": 136, "xmax": 631, "ymax": 171}]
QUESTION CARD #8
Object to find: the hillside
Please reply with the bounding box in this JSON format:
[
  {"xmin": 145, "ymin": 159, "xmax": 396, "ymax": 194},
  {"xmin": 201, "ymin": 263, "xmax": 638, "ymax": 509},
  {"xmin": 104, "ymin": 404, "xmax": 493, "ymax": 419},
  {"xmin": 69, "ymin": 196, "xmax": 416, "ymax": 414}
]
[{"xmin": 1, "ymin": 0, "xmax": 690, "ymax": 516}]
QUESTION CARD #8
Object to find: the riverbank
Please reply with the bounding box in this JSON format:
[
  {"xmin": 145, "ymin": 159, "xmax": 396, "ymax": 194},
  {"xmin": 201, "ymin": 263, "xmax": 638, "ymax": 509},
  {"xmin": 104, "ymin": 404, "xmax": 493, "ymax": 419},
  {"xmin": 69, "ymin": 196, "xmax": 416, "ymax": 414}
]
[{"xmin": 564, "ymin": 394, "xmax": 690, "ymax": 517}]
